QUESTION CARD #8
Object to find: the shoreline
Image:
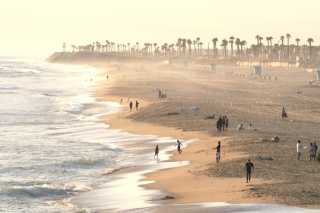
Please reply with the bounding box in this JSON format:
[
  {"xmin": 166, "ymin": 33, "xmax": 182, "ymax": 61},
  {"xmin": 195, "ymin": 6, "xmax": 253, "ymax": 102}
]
[
  {"xmin": 60, "ymin": 59, "xmax": 320, "ymax": 210},
  {"xmin": 106, "ymin": 110, "xmax": 273, "ymax": 204},
  {"xmin": 96, "ymin": 62, "xmax": 273, "ymax": 205}
]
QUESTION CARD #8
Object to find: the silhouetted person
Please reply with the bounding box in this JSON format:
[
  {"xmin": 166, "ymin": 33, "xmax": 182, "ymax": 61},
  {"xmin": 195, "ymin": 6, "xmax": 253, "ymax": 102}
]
[
  {"xmin": 314, "ymin": 143, "xmax": 318, "ymax": 160},
  {"xmin": 221, "ymin": 116, "xmax": 226, "ymax": 131},
  {"xmin": 245, "ymin": 159, "xmax": 254, "ymax": 183},
  {"xmin": 297, "ymin": 140, "xmax": 303, "ymax": 160},
  {"xmin": 225, "ymin": 116, "xmax": 229, "ymax": 129},
  {"xmin": 177, "ymin": 139, "xmax": 182, "ymax": 154},
  {"xmin": 309, "ymin": 143, "xmax": 315, "ymax": 161},
  {"xmin": 135, "ymin": 100, "xmax": 139, "ymax": 111},
  {"xmin": 154, "ymin": 144, "xmax": 159, "ymax": 160},
  {"xmin": 129, "ymin": 101, "xmax": 133, "ymax": 112},
  {"xmin": 216, "ymin": 141, "xmax": 221, "ymax": 163},
  {"xmin": 281, "ymin": 106, "xmax": 288, "ymax": 119},
  {"xmin": 216, "ymin": 117, "xmax": 223, "ymax": 132}
]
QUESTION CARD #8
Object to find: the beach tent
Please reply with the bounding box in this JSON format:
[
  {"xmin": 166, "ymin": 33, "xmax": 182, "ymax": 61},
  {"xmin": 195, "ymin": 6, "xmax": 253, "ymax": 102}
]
[{"xmin": 253, "ymin": 65, "xmax": 262, "ymax": 75}]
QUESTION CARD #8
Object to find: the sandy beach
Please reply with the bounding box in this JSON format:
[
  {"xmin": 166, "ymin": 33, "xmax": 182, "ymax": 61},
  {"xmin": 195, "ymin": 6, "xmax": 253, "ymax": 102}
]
[{"xmin": 93, "ymin": 60, "xmax": 320, "ymax": 209}]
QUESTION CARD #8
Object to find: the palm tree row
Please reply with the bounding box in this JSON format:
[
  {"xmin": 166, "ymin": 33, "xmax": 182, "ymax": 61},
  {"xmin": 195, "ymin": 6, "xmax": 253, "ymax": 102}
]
[{"xmin": 63, "ymin": 34, "xmax": 319, "ymax": 66}]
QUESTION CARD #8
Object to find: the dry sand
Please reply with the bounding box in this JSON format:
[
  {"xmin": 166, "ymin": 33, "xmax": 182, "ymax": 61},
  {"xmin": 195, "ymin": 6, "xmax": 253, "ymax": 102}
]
[{"xmin": 95, "ymin": 60, "xmax": 320, "ymax": 208}]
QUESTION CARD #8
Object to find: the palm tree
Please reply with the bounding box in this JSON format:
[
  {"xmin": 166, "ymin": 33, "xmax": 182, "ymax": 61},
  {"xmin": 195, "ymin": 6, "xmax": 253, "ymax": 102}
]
[
  {"xmin": 240, "ymin": 40, "xmax": 247, "ymax": 58},
  {"xmin": 295, "ymin": 38, "xmax": 300, "ymax": 58},
  {"xmin": 255, "ymin": 35, "xmax": 261, "ymax": 46},
  {"xmin": 136, "ymin": 42, "xmax": 140, "ymax": 55},
  {"xmin": 286, "ymin": 33, "xmax": 291, "ymax": 60},
  {"xmin": 229, "ymin": 36, "xmax": 235, "ymax": 57},
  {"xmin": 176, "ymin": 38, "xmax": 182, "ymax": 56},
  {"xmin": 307, "ymin": 38, "xmax": 314, "ymax": 61},
  {"xmin": 280, "ymin": 35, "xmax": 285, "ymax": 61},
  {"xmin": 199, "ymin": 42, "xmax": 203, "ymax": 56},
  {"xmin": 235, "ymin": 38, "xmax": 241, "ymax": 57},
  {"xmin": 153, "ymin": 43, "xmax": 157, "ymax": 56},
  {"xmin": 212, "ymin": 38, "xmax": 218, "ymax": 57},
  {"xmin": 182, "ymin": 39, "xmax": 187, "ymax": 56},
  {"xmin": 255, "ymin": 35, "xmax": 263, "ymax": 59},
  {"xmin": 221, "ymin": 39, "xmax": 228, "ymax": 57},
  {"xmin": 266, "ymin": 37, "xmax": 273, "ymax": 60},
  {"xmin": 71, "ymin": 45, "xmax": 77, "ymax": 52},
  {"xmin": 187, "ymin": 39, "xmax": 192, "ymax": 56},
  {"xmin": 192, "ymin": 40, "xmax": 197, "ymax": 56},
  {"xmin": 196, "ymin": 37, "xmax": 201, "ymax": 55}
]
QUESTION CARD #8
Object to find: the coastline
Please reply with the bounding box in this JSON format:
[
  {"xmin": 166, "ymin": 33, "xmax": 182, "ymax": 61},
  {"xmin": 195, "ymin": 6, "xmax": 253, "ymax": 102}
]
[
  {"xmin": 57, "ymin": 58, "xmax": 320, "ymax": 210},
  {"xmin": 106, "ymin": 109, "xmax": 273, "ymax": 204},
  {"xmin": 96, "ymin": 62, "xmax": 273, "ymax": 205}
]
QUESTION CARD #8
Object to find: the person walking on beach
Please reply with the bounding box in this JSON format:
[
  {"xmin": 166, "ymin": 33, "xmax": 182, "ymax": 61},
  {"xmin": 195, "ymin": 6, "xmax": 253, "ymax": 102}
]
[
  {"xmin": 314, "ymin": 143, "xmax": 318, "ymax": 160},
  {"xmin": 216, "ymin": 117, "xmax": 222, "ymax": 132},
  {"xmin": 245, "ymin": 159, "xmax": 254, "ymax": 183},
  {"xmin": 216, "ymin": 141, "xmax": 221, "ymax": 163},
  {"xmin": 177, "ymin": 139, "xmax": 183, "ymax": 154},
  {"xmin": 221, "ymin": 116, "xmax": 226, "ymax": 131},
  {"xmin": 154, "ymin": 144, "xmax": 159, "ymax": 160},
  {"xmin": 309, "ymin": 143, "xmax": 315, "ymax": 161},
  {"xmin": 129, "ymin": 101, "xmax": 133, "ymax": 112},
  {"xmin": 297, "ymin": 140, "xmax": 303, "ymax": 160},
  {"xmin": 225, "ymin": 116, "xmax": 229, "ymax": 129},
  {"xmin": 281, "ymin": 106, "xmax": 288, "ymax": 119},
  {"xmin": 135, "ymin": 100, "xmax": 139, "ymax": 111}
]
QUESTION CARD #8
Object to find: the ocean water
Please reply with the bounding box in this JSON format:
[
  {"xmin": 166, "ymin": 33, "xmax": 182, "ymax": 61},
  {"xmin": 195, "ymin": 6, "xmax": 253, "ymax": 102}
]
[{"xmin": 0, "ymin": 58, "xmax": 175, "ymax": 212}]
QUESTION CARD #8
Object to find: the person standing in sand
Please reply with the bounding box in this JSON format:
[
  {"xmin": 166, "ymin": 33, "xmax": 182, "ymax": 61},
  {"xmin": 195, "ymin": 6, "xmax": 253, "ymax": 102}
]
[
  {"xmin": 245, "ymin": 159, "xmax": 254, "ymax": 183},
  {"xmin": 297, "ymin": 140, "xmax": 303, "ymax": 160},
  {"xmin": 129, "ymin": 101, "xmax": 133, "ymax": 112},
  {"xmin": 154, "ymin": 144, "xmax": 159, "ymax": 160},
  {"xmin": 135, "ymin": 100, "xmax": 139, "ymax": 111},
  {"xmin": 215, "ymin": 141, "xmax": 221, "ymax": 163}
]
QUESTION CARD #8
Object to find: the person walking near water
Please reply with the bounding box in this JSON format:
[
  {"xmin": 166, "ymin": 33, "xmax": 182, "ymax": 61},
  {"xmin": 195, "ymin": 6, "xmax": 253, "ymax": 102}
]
[
  {"xmin": 245, "ymin": 159, "xmax": 254, "ymax": 183},
  {"xmin": 297, "ymin": 140, "xmax": 303, "ymax": 160},
  {"xmin": 177, "ymin": 139, "xmax": 183, "ymax": 154},
  {"xmin": 129, "ymin": 101, "xmax": 133, "ymax": 112},
  {"xmin": 216, "ymin": 141, "xmax": 221, "ymax": 163},
  {"xmin": 135, "ymin": 100, "xmax": 139, "ymax": 111},
  {"xmin": 154, "ymin": 144, "xmax": 159, "ymax": 160}
]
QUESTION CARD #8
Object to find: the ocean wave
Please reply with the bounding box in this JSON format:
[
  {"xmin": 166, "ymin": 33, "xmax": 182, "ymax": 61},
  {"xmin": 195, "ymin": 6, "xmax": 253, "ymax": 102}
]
[
  {"xmin": 2, "ymin": 182, "xmax": 91, "ymax": 200},
  {"xmin": 4, "ymin": 185, "xmax": 72, "ymax": 199},
  {"xmin": 60, "ymin": 157, "xmax": 109, "ymax": 169}
]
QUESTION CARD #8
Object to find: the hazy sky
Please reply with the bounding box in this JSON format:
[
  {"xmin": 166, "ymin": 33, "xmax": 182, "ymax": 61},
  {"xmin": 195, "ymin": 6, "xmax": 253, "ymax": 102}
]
[{"xmin": 1, "ymin": 0, "xmax": 320, "ymax": 57}]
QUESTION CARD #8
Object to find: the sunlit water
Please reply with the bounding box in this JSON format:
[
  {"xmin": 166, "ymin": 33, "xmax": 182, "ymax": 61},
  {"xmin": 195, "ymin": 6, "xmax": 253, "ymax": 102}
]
[{"xmin": 0, "ymin": 58, "xmax": 183, "ymax": 212}]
